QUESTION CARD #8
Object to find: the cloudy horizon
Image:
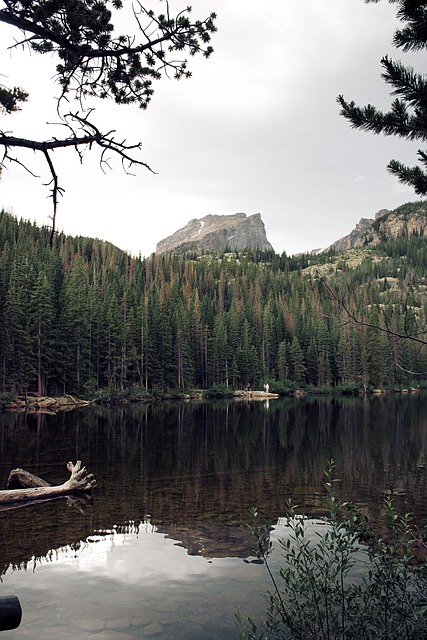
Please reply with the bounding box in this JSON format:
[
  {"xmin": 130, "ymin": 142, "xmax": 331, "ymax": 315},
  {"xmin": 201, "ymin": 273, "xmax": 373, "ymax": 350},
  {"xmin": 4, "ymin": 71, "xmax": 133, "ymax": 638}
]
[{"xmin": 0, "ymin": 0, "xmax": 424, "ymax": 257}]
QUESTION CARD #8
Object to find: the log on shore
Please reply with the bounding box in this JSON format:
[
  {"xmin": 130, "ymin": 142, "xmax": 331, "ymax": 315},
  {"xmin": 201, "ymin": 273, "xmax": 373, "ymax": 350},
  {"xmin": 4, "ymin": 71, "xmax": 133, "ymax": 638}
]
[
  {"xmin": 0, "ymin": 596, "xmax": 22, "ymax": 631},
  {"xmin": 0, "ymin": 461, "xmax": 96, "ymax": 507},
  {"xmin": 5, "ymin": 394, "xmax": 93, "ymax": 414}
]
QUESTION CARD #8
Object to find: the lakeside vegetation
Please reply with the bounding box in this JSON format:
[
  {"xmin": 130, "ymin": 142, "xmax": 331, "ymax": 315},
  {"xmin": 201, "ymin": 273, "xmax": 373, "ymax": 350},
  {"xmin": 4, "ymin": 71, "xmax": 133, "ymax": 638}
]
[
  {"xmin": 1, "ymin": 206, "xmax": 427, "ymax": 401},
  {"xmin": 237, "ymin": 462, "xmax": 427, "ymax": 640}
]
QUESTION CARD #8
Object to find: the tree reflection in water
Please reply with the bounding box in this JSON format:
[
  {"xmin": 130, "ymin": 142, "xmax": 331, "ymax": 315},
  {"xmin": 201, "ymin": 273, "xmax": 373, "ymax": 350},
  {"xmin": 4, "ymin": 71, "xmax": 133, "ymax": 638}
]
[
  {"xmin": 0, "ymin": 395, "xmax": 426, "ymax": 639},
  {"xmin": 0, "ymin": 393, "xmax": 426, "ymax": 575}
]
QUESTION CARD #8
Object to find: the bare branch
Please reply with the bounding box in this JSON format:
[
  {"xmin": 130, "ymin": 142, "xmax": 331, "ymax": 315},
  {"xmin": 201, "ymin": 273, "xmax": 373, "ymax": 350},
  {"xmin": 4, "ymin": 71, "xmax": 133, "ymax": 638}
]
[
  {"xmin": 0, "ymin": 111, "xmax": 157, "ymax": 242},
  {"xmin": 321, "ymin": 277, "xmax": 427, "ymax": 347},
  {"xmin": 0, "ymin": 1, "xmax": 216, "ymax": 240},
  {"xmin": 42, "ymin": 149, "xmax": 64, "ymax": 247}
]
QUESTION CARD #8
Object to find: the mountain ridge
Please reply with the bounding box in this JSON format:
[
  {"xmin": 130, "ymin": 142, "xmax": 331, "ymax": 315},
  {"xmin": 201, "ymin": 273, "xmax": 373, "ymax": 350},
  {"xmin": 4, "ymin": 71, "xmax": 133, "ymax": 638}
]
[
  {"xmin": 324, "ymin": 201, "xmax": 427, "ymax": 253},
  {"xmin": 156, "ymin": 201, "xmax": 427, "ymax": 259},
  {"xmin": 156, "ymin": 212, "xmax": 273, "ymax": 255}
]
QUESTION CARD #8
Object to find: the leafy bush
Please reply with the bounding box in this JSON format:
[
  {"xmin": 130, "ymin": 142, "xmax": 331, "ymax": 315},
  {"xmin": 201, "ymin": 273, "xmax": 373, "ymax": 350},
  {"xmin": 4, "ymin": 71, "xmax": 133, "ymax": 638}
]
[
  {"xmin": 95, "ymin": 384, "xmax": 151, "ymax": 404},
  {"xmin": 237, "ymin": 462, "xmax": 427, "ymax": 640},
  {"xmin": 270, "ymin": 380, "xmax": 297, "ymax": 395},
  {"xmin": 204, "ymin": 384, "xmax": 234, "ymax": 398},
  {"xmin": 0, "ymin": 392, "xmax": 16, "ymax": 408},
  {"xmin": 335, "ymin": 381, "xmax": 360, "ymax": 395},
  {"xmin": 125, "ymin": 384, "xmax": 152, "ymax": 401}
]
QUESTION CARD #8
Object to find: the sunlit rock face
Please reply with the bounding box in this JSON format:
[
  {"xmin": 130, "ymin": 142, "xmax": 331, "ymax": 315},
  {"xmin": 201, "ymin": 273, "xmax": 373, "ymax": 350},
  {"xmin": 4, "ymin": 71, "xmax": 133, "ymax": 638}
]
[
  {"xmin": 325, "ymin": 216, "xmax": 375, "ymax": 253},
  {"xmin": 358, "ymin": 206, "xmax": 427, "ymax": 247},
  {"xmin": 156, "ymin": 212, "xmax": 274, "ymax": 255},
  {"xmin": 324, "ymin": 202, "xmax": 427, "ymax": 252}
]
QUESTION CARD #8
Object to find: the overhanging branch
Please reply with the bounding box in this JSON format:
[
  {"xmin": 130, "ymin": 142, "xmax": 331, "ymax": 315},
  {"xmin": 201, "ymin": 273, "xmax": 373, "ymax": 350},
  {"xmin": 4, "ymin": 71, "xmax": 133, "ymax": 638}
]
[
  {"xmin": 0, "ymin": 111, "xmax": 157, "ymax": 244},
  {"xmin": 321, "ymin": 277, "xmax": 427, "ymax": 347},
  {"xmin": 0, "ymin": 1, "xmax": 216, "ymax": 243}
]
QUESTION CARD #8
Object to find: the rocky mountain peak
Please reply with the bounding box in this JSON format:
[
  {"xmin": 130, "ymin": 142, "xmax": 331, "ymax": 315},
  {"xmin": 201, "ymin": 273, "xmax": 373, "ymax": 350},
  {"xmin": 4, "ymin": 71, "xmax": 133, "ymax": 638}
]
[
  {"xmin": 156, "ymin": 212, "xmax": 273, "ymax": 255},
  {"xmin": 325, "ymin": 202, "xmax": 427, "ymax": 252}
]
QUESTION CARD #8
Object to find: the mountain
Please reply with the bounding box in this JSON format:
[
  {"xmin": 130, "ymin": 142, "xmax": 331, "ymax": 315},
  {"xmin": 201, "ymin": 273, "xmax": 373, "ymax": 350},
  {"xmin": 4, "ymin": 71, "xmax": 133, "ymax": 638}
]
[
  {"xmin": 325, "ymin": 201, "xmax": 427, "ymax": 252},
  {"xmin": 156, "ymin": 212, "xmax": 273, "ymax": 255},
  {"xmin": 325, "ymin": 215, "xmax": 378, "ymax": 253},
  {"xmin": 1, "ymin": 207, "xmax": 427, "ymax": 396},
  {"xmin": 358, "ymin": 201, "xmax": 427, "ymax": 246}
]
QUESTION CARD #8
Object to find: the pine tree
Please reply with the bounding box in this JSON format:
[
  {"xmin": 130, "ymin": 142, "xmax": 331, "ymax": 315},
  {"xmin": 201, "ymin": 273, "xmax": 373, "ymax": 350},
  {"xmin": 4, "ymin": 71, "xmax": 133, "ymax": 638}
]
[
  {"xmin": 289, "ymin": 336, "xmax": 307, "ymax": 386},
  {"xmin": 277, "ymin": 340, "xmax": 289, "ymax": 381},
  {"xmin": 4, "ymin": 258, "xmax": 35, "ymax": 392},
  {"xmin": 211, "ymin": 315, "xmax": 228, "ymax": 386},
  {"xmin": 60, "ymin": 257, "xmax": 91, "ymax": 394},
  {"xmin": 104, "ymin": 289, "xmax": 122, "ymax": 389},
  {"xmin": 30, "ymin": 271, "xmax": 55, "ymax": 395},
  {"xmin": 338, "ymin": 1, "xmax": 427, "ymax": 194}
]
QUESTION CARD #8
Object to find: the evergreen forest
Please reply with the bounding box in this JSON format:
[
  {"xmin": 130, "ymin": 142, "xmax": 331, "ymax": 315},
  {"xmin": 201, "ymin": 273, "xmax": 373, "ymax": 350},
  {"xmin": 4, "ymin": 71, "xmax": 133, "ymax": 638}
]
[{"xmin": 1, "ymin": 205, "xmax": 427, "ymax": 399}]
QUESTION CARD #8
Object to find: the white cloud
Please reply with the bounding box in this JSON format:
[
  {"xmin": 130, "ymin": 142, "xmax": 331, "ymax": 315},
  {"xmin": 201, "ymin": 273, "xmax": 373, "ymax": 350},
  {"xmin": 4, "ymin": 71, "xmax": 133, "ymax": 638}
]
[{"xmin": 0, "ymin": 0, "xmax": 420, "ymax": 257}]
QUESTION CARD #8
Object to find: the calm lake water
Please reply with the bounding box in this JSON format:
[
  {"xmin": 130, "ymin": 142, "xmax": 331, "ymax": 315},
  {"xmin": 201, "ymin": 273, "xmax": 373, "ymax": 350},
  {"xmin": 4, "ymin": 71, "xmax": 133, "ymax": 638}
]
[{"xmin": 0, "ymin": 393, "xmax": 427, "ymax": 639}]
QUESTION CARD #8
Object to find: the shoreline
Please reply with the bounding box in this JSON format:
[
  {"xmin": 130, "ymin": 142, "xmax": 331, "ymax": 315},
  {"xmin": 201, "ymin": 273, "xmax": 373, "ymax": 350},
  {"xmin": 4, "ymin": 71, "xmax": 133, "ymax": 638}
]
[{"xmin": 1, "ymin": 385, "xmax": 423, "ymax": 415}]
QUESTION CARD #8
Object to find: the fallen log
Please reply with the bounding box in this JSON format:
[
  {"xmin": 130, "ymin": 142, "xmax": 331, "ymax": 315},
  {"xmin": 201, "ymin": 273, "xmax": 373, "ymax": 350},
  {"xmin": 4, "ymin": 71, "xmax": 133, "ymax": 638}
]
[
  {"xmin": 0, "ymin": 461, "xmax": 96, "ymax": 507},
  {"xmin": 0, "ymin": 596, "xmax": 22, "ymax": 631},
  {"xmin": 7, "ymin": 468, "xmax": 50, "ymax": 489}
]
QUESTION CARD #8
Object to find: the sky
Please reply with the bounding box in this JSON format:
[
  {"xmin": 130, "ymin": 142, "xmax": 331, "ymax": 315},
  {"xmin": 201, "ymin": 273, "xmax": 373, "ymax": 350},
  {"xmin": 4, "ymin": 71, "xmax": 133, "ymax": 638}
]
[{"xmin": 0, "ymin": 0, "xmax": 424, "ymax": 257}]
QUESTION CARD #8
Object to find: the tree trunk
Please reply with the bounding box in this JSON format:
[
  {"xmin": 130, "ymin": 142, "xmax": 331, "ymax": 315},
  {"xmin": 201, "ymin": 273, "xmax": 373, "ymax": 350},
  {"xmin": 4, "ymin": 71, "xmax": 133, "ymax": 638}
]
[{"xmin": 1, "ymin": 461, "xmax": 96, "ymax": 506}]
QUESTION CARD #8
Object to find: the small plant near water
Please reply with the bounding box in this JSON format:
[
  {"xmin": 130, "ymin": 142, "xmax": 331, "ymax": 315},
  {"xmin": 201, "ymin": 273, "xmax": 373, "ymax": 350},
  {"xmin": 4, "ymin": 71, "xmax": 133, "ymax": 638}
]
[
  {"xmin": 0, "ymin": 391, "xmax": 16, "ymax": 408},
  {"xmin": 236, "ymin": 461, "xmax": 427, "ymax": 640}
]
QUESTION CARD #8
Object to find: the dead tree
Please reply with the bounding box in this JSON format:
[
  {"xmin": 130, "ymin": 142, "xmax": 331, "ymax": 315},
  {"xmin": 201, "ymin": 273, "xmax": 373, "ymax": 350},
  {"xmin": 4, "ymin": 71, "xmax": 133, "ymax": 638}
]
[{"xmin": 0, "ymin": 461, "xmax": 96, "ymax": 508}]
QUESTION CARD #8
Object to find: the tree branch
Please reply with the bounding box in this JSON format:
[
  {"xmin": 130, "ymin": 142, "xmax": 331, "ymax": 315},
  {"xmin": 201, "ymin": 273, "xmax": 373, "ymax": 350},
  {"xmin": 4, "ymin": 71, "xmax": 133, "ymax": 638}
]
[
  {"xmin": 0, "ymin": 1, "xmax": 216, "ymax": 240},
  {"xmin": 321, "ymin": 277, "xmax": 427, "ymax": 347},
  {"xmin": 0, "ymin": 111, "xmax": 157, "ymax": 243},
  {"xmin": 0, "ymin": 9, "xmax": 78, "ymax": 52}
]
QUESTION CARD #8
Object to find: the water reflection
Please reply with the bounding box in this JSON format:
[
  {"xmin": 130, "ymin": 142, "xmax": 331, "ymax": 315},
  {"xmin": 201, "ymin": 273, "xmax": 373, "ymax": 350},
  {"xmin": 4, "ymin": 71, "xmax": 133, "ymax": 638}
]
[
  {"xmin": 48, "ymin": 519, "xmax": 213, "ymax": 585},
  {"xmin": 0, "ymin": 395, "xmax": 427, "ymax": 637},
  {"xmin": 2, "ymin": 519, "xmax": 271, "ymax": 640},
  {"xmin": 1, "ymin": 516, "xmax": 367, "ymax": 640},
  {"xmin": 1, "ymin": 395, "xmax": 427, "ymax": 567}
]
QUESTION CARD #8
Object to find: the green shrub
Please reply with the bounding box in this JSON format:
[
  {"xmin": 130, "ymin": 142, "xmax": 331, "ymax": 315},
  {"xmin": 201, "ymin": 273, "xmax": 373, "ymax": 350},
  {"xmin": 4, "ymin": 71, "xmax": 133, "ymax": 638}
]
[
  {"xmin": 125, "ymin": 384, "xmax": 151, "ymax": 401},
  {"xmin": 0, "ymin": 392, "xmax": 16, "ymax": 408},
  {"xmin": 335, "ymin": 381, "xmax": 360, "ymax": 395},
  {"xmin": 204, "ymin": 384, "xmax": 234, "ymax": 398},
  {"xmin": 270, "ymin": 380, "xmax": 297, "ymax": 395},
  {"xmin": 237, "ymin": 461, "xmax": 427, "ymax": 640},
  {"xmin": 94, "ymin": 384, "xmax": 151, "ymax": 404}
]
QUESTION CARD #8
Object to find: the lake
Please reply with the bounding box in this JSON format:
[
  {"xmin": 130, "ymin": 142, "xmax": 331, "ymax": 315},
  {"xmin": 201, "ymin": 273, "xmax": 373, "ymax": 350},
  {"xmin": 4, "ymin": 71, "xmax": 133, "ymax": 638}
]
[{"xmin": 0, "ymin": 393, "xmax": 426, "ymax": 639}]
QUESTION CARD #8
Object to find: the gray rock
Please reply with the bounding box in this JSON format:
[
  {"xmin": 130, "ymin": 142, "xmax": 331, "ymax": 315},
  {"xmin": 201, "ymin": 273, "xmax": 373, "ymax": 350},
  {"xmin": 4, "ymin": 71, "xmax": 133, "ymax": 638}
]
[
  {"xmin": 324, "ymin": 216, "xmax": 374, "ymax": 253},
  {"xmin": 143, "ymin": 622, "xmax": 164, "ymax": 636},
  {"xmin": 156, "ymin": 213, "xmax": 273, "ymax": 255},
  {"xmin": 322, "ymin": 201, "xmax": 427, "ymax": 253}
]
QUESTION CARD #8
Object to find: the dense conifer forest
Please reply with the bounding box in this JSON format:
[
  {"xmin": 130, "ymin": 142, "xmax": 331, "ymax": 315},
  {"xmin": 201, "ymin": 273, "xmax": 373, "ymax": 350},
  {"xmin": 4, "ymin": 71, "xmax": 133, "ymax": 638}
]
[{"xmin": 1, "ymin": 207, "xmax": 427, "ymax": 399}]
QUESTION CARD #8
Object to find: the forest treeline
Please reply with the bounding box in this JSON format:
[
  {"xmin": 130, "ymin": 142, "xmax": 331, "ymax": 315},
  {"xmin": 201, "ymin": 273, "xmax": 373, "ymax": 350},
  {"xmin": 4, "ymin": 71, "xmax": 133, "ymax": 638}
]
[{"xmin": 1, "ymin": 208, "xmax": 427, "ymax": 398}]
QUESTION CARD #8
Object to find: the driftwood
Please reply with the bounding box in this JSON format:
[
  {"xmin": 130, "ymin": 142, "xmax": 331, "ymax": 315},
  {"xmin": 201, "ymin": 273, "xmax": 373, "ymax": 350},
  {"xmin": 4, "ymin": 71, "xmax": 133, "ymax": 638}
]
[
  {"xmin": 1, "ymin": 461, "xmax": 96, "ymax": 507},
  {"xmin": 7, "ymin": 468, "xmax": 50, "ymax": 489}
]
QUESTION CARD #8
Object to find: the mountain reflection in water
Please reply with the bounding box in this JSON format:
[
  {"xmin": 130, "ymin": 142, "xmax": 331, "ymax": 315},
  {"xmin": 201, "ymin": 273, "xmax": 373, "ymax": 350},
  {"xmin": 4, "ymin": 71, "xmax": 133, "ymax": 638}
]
[{"xmin": 0, "ymin": 395, "xmax": 426, "ymax": 638}]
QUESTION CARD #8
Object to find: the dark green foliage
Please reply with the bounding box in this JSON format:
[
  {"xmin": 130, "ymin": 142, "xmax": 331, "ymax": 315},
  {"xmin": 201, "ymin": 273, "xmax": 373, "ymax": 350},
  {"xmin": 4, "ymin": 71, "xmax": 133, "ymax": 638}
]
[
  {"xmin": 0, "ymin": 391, "xmax": 16, "ymax": 408},
  {"xmin": 0, "ymin": 208, "xmax": 427, "ymax": 396},
  {"xmin": 0, "ymin": 86, "xmax": 28, "ymax": 114},
  {"xmin": 338, "ymin": 1, "xmax": 427, "ymax": 194},
  {"xmin": 0, "ymin": 0, "xmax": 216, "ymax": 108},
  {"xmin": 0, "ymin": 1, "xmax": 217, "ymax": 237},
  {"xmin": 203, "ymin": 384, "xmax": 234, "ymax": 398}
]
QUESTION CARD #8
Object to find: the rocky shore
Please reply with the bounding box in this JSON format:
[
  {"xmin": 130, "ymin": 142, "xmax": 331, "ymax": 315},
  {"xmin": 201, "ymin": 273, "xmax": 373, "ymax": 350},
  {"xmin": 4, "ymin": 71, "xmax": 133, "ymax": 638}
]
[{"xmin": 4, "ymin": 394, "xmax": 93, "ymax": 415}]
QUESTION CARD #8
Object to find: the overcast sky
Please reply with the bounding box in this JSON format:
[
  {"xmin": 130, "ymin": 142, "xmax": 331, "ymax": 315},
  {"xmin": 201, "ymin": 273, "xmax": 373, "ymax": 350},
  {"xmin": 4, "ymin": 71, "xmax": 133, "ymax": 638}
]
[{"xmin": 0, "ymin": 0, "xmax": 424, "ymax": 257}]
